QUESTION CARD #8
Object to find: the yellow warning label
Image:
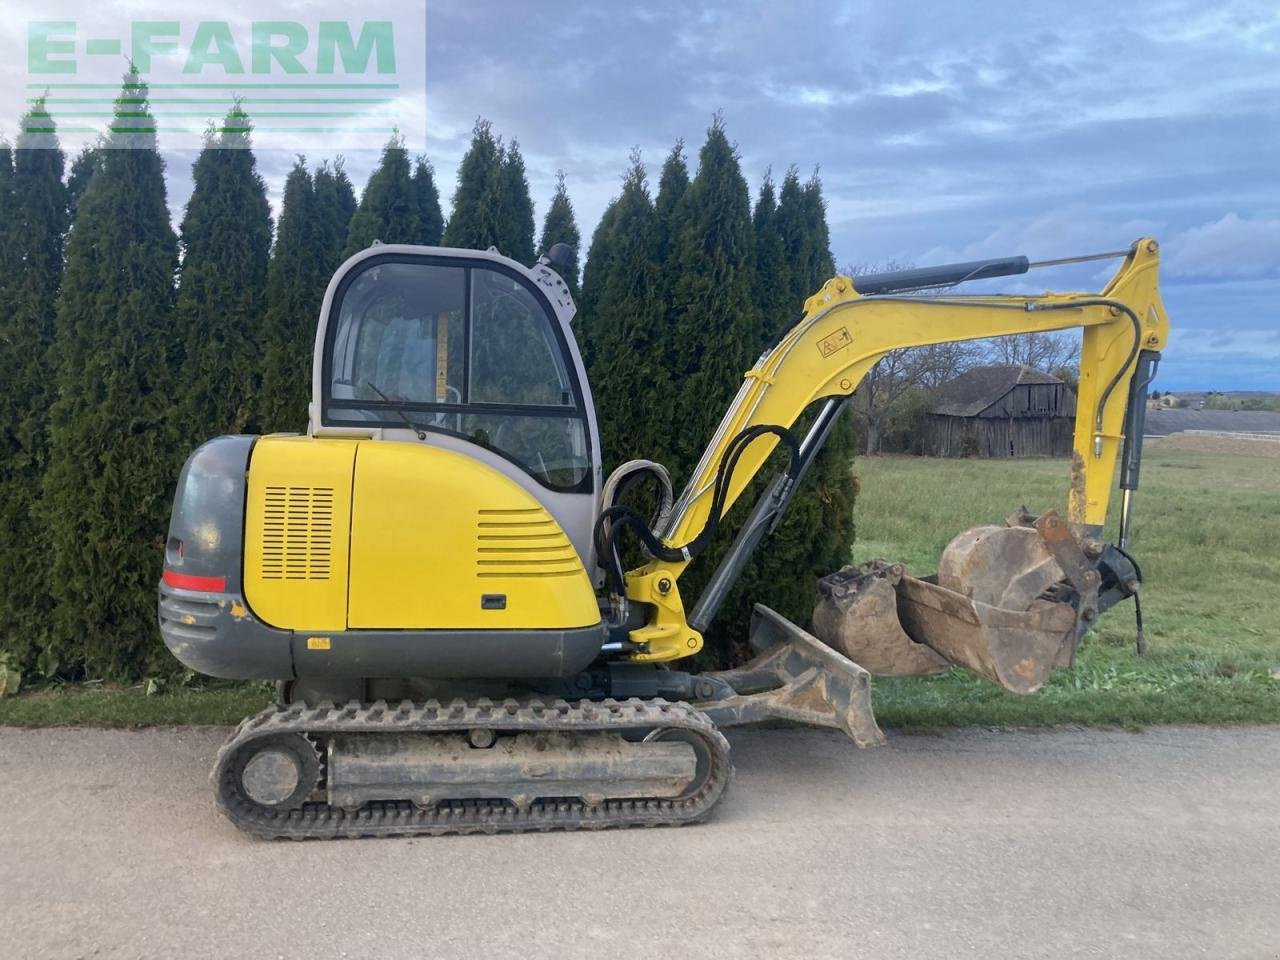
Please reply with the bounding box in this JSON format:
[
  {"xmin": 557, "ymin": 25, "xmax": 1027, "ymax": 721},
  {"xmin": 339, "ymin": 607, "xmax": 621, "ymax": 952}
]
[
  {"xmin": 435, "ymin": 312, "xmax": 449, "ymax": 402},
  {"xmin": 306, "ymin": 636, "xmax": 331, "ymax": 651},
  {"xmin": 817, "ymin": 327, "xmax": 853, "ymax": 358}
]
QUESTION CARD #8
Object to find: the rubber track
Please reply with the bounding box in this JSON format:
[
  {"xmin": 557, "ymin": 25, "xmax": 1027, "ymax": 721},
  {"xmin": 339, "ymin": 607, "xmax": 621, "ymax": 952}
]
[{"xmin": 212, "ymin": 697, "xmax": 733, "ymax": 839}]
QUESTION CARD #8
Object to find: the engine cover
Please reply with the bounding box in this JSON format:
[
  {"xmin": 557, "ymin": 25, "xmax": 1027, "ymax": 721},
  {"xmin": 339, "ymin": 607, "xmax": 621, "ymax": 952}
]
[{"xmin": 243, "ymin": 436, "xmax": 600, "ymax": 632}]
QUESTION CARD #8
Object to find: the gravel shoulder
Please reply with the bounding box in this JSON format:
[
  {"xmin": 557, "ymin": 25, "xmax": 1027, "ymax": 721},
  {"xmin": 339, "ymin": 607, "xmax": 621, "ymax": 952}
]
[{"xmin": 2, "ymin": 724, "xmax": 1277, "ymax": 959}]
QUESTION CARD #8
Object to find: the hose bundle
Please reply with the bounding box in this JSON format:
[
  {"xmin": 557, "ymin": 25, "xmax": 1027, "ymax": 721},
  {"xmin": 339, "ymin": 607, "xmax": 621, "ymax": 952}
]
[{"xmin": 592, "ymin": 425, "xmax": 800, "ymax": 598}]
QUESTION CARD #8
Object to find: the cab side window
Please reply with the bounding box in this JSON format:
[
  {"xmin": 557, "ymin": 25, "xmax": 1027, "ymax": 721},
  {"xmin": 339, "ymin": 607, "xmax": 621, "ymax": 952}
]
[{"xmin": 469, "ymin": 269, "xmax": 574, "ymax": 407}]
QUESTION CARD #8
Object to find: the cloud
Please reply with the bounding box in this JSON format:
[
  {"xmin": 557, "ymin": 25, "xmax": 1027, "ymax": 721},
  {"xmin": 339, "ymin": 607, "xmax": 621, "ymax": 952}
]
[
  {"xmin": 2, "ymin": 0, "xmax": 1277, "ymax": 387},
  {"xmin": 1163, "ymin": 213, "xmax": 1280, "ymax": 279}
]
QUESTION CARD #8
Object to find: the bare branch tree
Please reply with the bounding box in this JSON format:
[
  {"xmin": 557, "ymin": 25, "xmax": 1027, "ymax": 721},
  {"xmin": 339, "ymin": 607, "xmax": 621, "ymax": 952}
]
[
  {"xmin": 980, "ymin": 330, "xmax": 1079, "ymax": 374},
  {"xmin": 840, "ymin": 261, "xmax": 978, "ymax": 454}
]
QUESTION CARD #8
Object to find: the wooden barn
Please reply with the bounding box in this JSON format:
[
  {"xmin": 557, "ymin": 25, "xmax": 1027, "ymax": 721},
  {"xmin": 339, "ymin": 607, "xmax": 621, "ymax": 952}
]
[{"xmin": 924, "ymin": 365, "xmax": 1077, "ymax": 458}]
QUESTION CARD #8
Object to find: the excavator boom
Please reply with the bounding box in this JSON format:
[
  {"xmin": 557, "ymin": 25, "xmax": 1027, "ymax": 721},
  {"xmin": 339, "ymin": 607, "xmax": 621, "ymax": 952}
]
[{"xmin": 620, "ymin": 239, "xmax": 1169, "ymax": 664}]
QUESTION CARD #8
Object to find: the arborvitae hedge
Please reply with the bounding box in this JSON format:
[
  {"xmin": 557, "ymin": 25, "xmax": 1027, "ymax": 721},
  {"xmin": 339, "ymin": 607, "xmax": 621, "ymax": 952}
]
[
  {"xmin": 654, "ymin": 141, "xmax": 690, "ymax": 265},
  {"xmin": 41, "ymin": 73, "xmax": 180, "ymax": 679},
  {"xmin": 0, "ymin": 141, "xmax": 14, "ymax": 282},
  {"xmin": 259, "ymin": 161, "xmax": 319, "ymax": 432},
  {"xmin": 0, "ymin": 106, "xmax": 67, "ymax": 673},
  {"xmin": 65, "ymin": 146, "xmax": 97, "ymax": 222},
  {"xmin": 313, "ymin": 160, "xmax": 357, "ymax": 270},
  {"xmin": 442, "ymin": 120, "xmax": 536, "ymax": 265},
  {"xmin": 413, "ymin": 157, "xmax": 444, "ymax": 245},
  {"xmin": 726, "ymin": 170, "xmax": 856, "ymax": 652},
  {"xmin": 751, "ymin": 171, "xmax": 791, "ymax": 333},
  {"xmin": 667, "ymin": 119, "xmax": 762, "ymax": 471},
  {"xmin": 442, "ymin": 120, "xmax": 506, "ymax": 251},
  {"xmin": 174, "ymin": 107, "xmax": 272, "ymax": 440},
  {"xmin": 344, "ymin": 135, "xmax": 420, "ymax": 258},
  {"xmin": 576, "ymin": 198, "xmax": 618, "ymax": 362},
  {"xmin": 498, "ymin": 139, "xmax": 536, "ymax": 265},
  {"xmin": 539, "ymin": 171, "xmax": 581, "ymax": 298},
  {"xmin": 574, "ymin": 155, "xmax": 672, "ymax": 470}
]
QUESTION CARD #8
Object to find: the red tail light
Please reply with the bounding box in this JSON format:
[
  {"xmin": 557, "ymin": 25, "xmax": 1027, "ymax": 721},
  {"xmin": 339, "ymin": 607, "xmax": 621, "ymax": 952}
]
[{"xmin": 162, "ymin": 569, "xmax": 227, "ymax": 592}]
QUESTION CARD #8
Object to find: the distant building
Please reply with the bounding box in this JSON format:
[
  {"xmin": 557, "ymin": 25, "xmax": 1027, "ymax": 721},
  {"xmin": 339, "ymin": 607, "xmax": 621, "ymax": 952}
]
[{"xmin": 924, "ymin": 365, "xmax": 1076, "ymax": 457}]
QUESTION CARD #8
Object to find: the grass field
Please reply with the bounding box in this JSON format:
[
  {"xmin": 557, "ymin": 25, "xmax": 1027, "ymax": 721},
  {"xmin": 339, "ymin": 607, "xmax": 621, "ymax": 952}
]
[
  {"xmin": 857, "ymin": 444, "xmax": 1280, "ymax": 729},
  {"xmin": 1, "ymin": 444, "xmax": 1276, "ymax": 729}
]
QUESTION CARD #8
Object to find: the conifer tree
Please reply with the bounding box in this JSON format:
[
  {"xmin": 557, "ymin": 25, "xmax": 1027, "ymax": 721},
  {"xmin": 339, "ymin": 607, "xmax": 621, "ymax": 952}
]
[
  {"xmin": 41, "ymin": 72, "xmax": 180, "ymax": 679},
  {"xmin": 751, "ymin": 170, "xmax": 792, "ymax": 336},
  {"xmin": 0, "ymin": 104, "xmax": 68, "ymax": 672},
  {"xmin": 577, "ymin": 155, "xmax": 671, "ymax": 469},
  {"xmin": 0, "ymin": 138, "xmax": 11, "ymax": 195},
  {"xmin": 498, "ymin": 138, "xmax": 536, "ymax": 264},
  {"xmin": 413, "ymin": 157, "xmax": 444, "ymax": 245},
  {"xmin": 654, "ymin": 140, "xmax": 690, "ymax": 264},
  {"xmin": 667, "ymin": 118, "xmax": 760, "ymax": 472},
  {"xmin": 442, "ymin": 120, "xmax": 507, "ymax": 252},
  {"xmin": 576, "ymin": 198, "xmax": 618, "ymax": 359},
  {"xmin": 794, "ymin": 170, "xmax": 855, "ymax": 569},
  {"xmin": 314, "ymin": 159, "xmax": 357, "ymax": 270},
  {"xmin": 174, "ymin": 105, "xmax": 272, "ymax": 440},
  {"xmin": 343, "ymin": 134, "xmax": 419, "ymax": 258},
  {"xmin": 259, "ymin": 160, "xmax": 323, "ymax": 432},
  {"xmin": 800, "ymin": 172, "xmax": 836, "ymax": 291},
  {"xmin": 775, "ymin": 167, "xmax": 817, "ymax": 309},
  {"xmin": 0, "ymin": 141, "xmax": 15, "ymax": 290},
  {"xmin": 65, "ymin": 146, "xmax": 98, "ymax": 222},
  {"xmin": 538, "ymin": 170, "xmax": 581, "ymax": 297},
  {"xmin": 651, "ymin": 141, "xmax": 692, "ymax": 377},
  {"xmin": 584, "ymin": 127, "xmax": 858, "ymax": 662},
  {"xmin": 732, "ymin": 170, "xmax": 856, "ymax": 635}
]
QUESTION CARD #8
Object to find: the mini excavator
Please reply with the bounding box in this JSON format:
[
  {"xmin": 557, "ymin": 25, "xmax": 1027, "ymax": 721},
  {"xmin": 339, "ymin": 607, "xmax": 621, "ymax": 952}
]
[{"xmin": 159, "ymin": 238, "xmax": 1169, "ymax": 838}]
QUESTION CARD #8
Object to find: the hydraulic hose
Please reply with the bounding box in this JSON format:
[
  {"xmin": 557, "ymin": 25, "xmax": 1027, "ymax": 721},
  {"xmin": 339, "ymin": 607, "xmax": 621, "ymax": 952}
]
[{"xmin": 593, "ymin": 424, "xmax": 799, "ymax": 598}]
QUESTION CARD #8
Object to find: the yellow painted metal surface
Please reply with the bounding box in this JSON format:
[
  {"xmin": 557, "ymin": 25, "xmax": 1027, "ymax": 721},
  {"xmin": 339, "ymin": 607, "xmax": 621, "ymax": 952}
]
[
  {"xmin": 626, "ymin": 239, "xmax": 1170, "ymax": 660},
  {"xmin": 244, "ymin": 437, "xmax": 357, "ymax": 630},
  {"xmin": 346, "ymin": 440, "xmax": 599, "ymax": 630},
  {"xmin": 244, "ymin": 436, "xmax": 598, "ymax": 633},
  {"xmin": 624, "ymin": 569, "xmax": 703, "ymax": 662}
]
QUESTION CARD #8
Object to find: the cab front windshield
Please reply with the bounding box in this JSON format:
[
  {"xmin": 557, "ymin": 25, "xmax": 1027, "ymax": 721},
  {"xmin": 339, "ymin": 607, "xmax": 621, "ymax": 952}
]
[{"xmin": 324, "ymin": 258, "xmax": 590, "ymax": 490}]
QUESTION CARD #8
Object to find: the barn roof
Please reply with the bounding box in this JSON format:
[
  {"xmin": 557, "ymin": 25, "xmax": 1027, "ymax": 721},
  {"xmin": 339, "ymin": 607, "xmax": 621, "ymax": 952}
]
[{"xmin": 931, "ymin": 365, "xmax": 1064, "ymax": 417}]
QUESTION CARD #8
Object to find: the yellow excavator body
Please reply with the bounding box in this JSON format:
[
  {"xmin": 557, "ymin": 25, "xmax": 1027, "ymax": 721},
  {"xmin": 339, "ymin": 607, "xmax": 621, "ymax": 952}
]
[{"xmin": 157, "ymin": 238, "xmax": 1170, "ymax": 839}]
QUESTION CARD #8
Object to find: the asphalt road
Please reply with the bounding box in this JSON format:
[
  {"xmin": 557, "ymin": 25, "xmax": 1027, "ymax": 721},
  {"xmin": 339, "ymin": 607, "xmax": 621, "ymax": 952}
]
[{"xmin": 2, "ymin": 723, "xmax": 1277, "ymax": 960}]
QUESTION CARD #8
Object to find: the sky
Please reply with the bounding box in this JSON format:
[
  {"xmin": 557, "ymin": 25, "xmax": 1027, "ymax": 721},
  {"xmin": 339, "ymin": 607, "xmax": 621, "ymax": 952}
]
[{"xmin": 2, "ymin": 0, "xmax": 1277, "ymax": 390}]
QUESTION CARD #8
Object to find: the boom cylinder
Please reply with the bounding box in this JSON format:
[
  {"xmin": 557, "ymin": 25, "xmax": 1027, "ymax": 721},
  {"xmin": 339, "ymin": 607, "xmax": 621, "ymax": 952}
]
[{"xmin": 851, "ymin": 256, "xmax": 1029, "ymax": 295}]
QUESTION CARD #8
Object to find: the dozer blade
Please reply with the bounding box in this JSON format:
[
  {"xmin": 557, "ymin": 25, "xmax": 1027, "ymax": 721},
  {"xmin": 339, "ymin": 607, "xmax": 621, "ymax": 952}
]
[{"xmin": 699, "ymin": 605, "xmax": 885, "ymax": 748}]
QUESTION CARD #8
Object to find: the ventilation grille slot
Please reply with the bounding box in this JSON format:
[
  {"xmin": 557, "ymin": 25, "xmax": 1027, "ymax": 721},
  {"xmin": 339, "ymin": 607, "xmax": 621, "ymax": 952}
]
[
  {"xmin": 476, "ymin": 508, "xmax": 581, "ymax": 579},
  {"xmin": 260, "ymin": 485, "xmax": 334, "ymax": 581}
]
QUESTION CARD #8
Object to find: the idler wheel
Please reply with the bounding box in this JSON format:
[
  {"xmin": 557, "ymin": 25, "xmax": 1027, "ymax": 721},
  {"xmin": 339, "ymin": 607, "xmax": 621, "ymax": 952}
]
[{"xmin": 234, "ymin": 734, "xmax": 320, "ymax": 810}]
